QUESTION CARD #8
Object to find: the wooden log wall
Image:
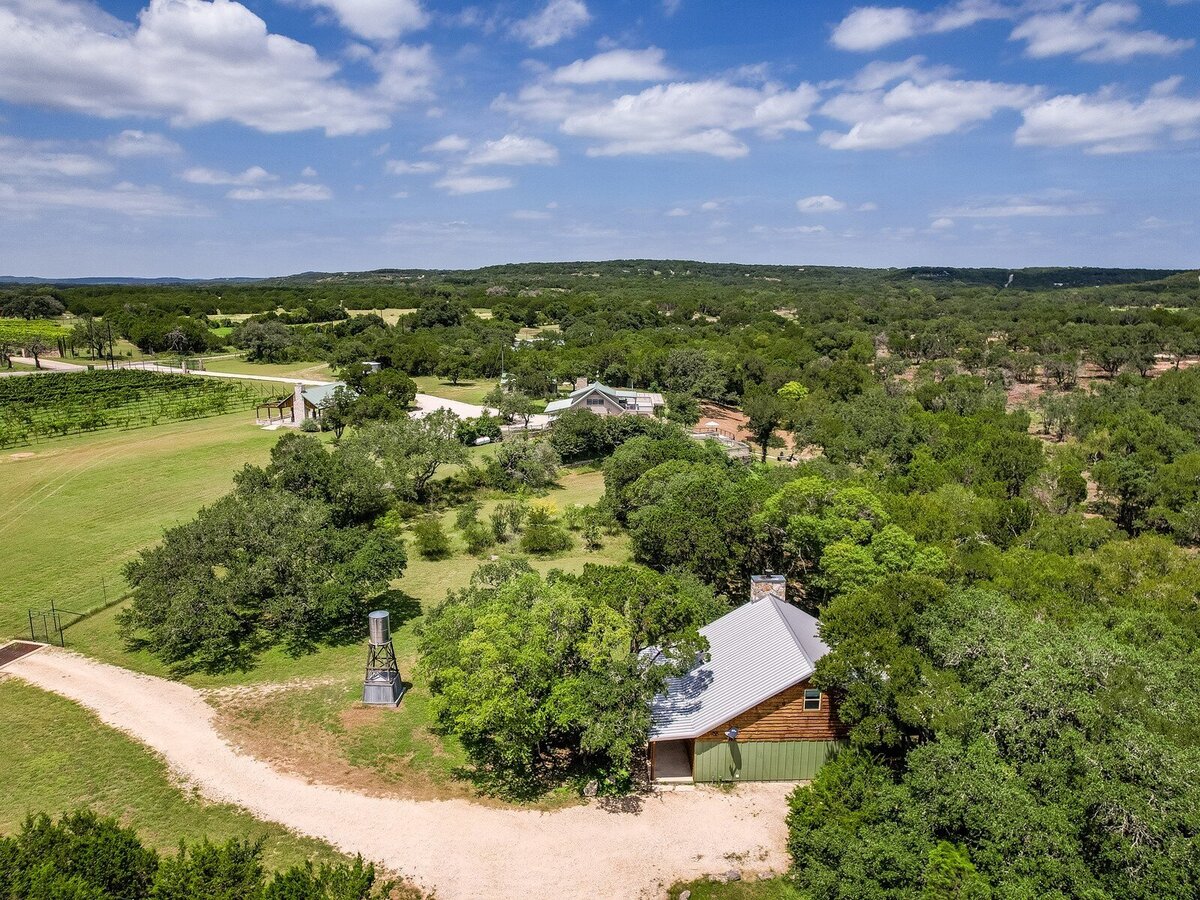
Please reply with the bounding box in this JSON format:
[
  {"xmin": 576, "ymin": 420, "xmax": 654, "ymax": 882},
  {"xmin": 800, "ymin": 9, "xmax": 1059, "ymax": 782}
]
[{"xmin": 697, "ymin": 678, "xmax": 849, "ymax": 742}]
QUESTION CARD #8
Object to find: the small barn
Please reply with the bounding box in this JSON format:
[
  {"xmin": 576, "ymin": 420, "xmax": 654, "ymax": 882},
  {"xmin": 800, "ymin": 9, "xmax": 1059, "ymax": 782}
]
[{"xmin": 648, "ymin": 575, "xmax": 847, "ymax": 783}]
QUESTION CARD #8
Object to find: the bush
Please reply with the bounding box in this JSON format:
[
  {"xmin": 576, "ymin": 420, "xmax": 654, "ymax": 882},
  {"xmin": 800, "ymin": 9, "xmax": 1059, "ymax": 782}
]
[
  {"xmin": 0, "ymin": 810, "xmax": 389, "ymax": 900},
  {"xmin": 497, "ymin": 501, "xmax": 527, "ymax": 533},
  {"xmin": 520, "ymin": 523, "xmax": 573, "ymax": 555},
  {"xmin": 455, "ymin": 500, "xmax": 481, "ymax": 531},
  {"xmin": 463, "ymin": 522, "xmax": 497, "ymax": 555},
  {"xmin": 489, "ymin": 507, "xmax": 510, "ymax": 542},
  {"xmin": 412, "ymin": 516, "xmax": 452, "ymax": 559},
  {"xmin": 300, "ymin": 417, "xmax": 320, "ymax": 433}
]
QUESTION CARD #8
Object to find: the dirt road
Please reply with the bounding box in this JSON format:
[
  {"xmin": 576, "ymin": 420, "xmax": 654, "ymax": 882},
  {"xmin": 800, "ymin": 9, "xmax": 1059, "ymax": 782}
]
[{"xmin": 5, "ymin": 649, "xmax": 791, "ymax": 899}]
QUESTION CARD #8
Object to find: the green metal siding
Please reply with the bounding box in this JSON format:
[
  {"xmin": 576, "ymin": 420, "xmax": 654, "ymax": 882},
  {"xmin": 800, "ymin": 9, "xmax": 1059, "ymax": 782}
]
[{"xmin": 693, "ymin": 740, "xmax": 843, "ymax": 782}]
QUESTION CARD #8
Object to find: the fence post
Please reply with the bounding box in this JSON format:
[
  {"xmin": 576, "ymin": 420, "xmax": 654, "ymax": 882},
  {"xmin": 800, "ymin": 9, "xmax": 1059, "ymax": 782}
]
[{"xmin": 28, "ymin": 608, "xmax": 34, "ymax": 642}]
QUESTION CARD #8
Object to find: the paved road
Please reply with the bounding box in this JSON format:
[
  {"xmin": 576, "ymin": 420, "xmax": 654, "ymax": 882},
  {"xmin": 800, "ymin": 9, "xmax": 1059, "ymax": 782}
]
[{"xmin": 5, "ymin": 649, "xmax": 790, "ymax": 900}]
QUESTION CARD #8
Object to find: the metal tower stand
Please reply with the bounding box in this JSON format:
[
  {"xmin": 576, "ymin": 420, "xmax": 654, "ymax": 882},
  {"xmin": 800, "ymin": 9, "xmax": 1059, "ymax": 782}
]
[{"xmin": 362, "ymin": 610, "xmax": 404, "ymax": 706}]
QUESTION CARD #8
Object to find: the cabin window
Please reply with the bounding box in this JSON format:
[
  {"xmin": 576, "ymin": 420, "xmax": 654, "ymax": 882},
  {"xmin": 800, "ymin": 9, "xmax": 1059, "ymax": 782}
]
[
  {"xmin": 803, "ymin": 689, "xmax": 821, "ymax": 711},
  {"xmin": 586, "ymin": 397, "xmax": 604, "ymax": 407}
]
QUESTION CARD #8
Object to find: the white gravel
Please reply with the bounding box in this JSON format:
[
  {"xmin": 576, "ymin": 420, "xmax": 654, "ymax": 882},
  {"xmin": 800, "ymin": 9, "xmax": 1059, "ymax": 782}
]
[{"xmin": 5, "ymin": 649, "xmax": 791, "ymax": 899}]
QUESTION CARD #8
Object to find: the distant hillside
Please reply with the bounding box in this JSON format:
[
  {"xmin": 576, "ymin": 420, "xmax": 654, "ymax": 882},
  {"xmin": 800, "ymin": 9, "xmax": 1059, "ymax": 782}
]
[
  {"xmin": 0, "ymin": 276, "xmax": 259, "ymax": 286},
  {"xmin": 890, "ymin": 267, "xmax": 1185, "ymax": 290},
  {"xmin": 2, "ymin": 262, "xmax": 1190, "ymax": 291}
]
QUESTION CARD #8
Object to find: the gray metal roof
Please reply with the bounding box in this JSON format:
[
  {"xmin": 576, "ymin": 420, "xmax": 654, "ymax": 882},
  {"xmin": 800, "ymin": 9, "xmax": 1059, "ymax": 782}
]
[
  {"xmin": 648, "ymin": 595, "xmax": 829, "ymax": 741},
  {"xmin": 545, "ymin": 382, "xmax": 664, "ymax": 415},
  {"xmin": 301, "ymin": 382, "xmax": 344, "ymax": 407}
]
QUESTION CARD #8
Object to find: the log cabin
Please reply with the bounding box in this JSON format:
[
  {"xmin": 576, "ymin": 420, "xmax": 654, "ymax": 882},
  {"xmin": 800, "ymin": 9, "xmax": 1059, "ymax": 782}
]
[{"xmin": 647, "ymin": 574, "xmax": 848, "ymax": 783}]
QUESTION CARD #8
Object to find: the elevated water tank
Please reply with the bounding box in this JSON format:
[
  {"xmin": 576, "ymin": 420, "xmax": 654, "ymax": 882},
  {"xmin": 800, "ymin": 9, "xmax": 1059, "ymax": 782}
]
[{"xmin": 368, "ymin": 610, "xmax": 390, "ymax": 645}]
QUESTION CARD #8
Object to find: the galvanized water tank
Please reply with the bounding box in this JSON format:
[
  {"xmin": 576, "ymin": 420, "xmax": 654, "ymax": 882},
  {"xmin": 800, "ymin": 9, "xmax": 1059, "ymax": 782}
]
[{"xmin": 368, "ymin": 610, "xmax": 390, "ymax": 645}]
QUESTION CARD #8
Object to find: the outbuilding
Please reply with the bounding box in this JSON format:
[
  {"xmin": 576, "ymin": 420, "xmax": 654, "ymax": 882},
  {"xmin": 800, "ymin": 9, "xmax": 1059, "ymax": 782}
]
[{"xmin": 648, "ymin": 575, "xmax": 847, "ymax": 784}]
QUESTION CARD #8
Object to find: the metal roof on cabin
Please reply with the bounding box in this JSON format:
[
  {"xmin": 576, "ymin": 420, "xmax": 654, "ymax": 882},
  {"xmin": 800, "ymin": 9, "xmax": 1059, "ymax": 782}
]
[
  {"xmin": 557, "ymin": 382, "xmax": 663, "ymax": 407},
  {"xmin": 300, "ymin": 382, "xmax": 344, "ymax": 407},
  {"xmin": 648, "ymin": 596, "xmax": 829, "ymax": 741}
]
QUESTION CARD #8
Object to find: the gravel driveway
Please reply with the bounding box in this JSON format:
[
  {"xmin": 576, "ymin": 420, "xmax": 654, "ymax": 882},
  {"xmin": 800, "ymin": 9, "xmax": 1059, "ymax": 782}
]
[{"xmin": 5, "ymin": 649, "xmax": 791, "ymax": 899}]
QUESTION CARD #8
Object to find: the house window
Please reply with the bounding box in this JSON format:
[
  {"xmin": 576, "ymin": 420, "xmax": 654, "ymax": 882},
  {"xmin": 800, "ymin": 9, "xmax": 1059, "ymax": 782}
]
[
  {"xmin": 803, "ymin": 689, "xmax": 821, "ymax": 711},
  {"xmin": 586, "ymin": 397, "xmax": 604, "ymax": 406}
]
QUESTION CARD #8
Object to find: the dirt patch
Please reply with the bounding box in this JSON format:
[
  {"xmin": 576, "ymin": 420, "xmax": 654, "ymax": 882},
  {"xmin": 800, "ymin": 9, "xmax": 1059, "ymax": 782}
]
[
  {"xmin": 698, "ymin": 401, "xmax": 797, "ymax": 455},
  {"xmin": 6, "ymin": 452, "xmax": 36, "ymax": 461}
]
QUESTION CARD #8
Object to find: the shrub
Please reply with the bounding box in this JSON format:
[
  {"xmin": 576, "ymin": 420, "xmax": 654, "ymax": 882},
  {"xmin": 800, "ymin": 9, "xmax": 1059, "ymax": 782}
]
[
  {"xmin": 299, "ymin": 417, "xmax": 321, "ymax": 433},
  {"xmin": 489, "ymin": 507, "xmax": 509, "ymax": 542},
  {"xmin": 463, "ymin": 522, "xmax": 497, "ymax": 555},
  {"xmin": 455, "ymin": 500, "xmax": 481, "ymax": 531},
  {"xmin": 497, "ymin": 501, "xmax": 527, "ymax": 533},
  {"xmin": 412, "ymin": 516, "xmax": 452, "ymax": 560},
  {"xmin": 521, "ymin": 523, "xmax": 573, "ymax": 555}
]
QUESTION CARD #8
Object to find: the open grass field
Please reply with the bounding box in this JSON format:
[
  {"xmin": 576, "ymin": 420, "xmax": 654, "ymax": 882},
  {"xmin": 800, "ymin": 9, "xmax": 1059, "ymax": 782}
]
[
  {"xmin": 0, "ymin": 676, "xmax": 348, "ymax": 871},
  {"xmin": 346, "ymin": 308, "xmax": 416, "ymax": 326},
  {"xmin": 411, "ymin": 375, "xmax": 499, "ymax": 406},
  {"xmin": 201, "ymin": 356, "xmax": 335, "ymax": 382},
  {"xmin": 0, "ymin": 411, "xmax": 279, "ymax": 638},
  {"xmin": 3, "ymin": 409, "xmax": 625, "ymax": 805}
]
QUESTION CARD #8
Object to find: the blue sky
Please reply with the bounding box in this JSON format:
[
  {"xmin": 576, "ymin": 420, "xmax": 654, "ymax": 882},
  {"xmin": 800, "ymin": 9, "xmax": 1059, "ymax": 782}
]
[{"xmin": 0, "ymin": 0, "xmax": 1197, "ymax": 277}]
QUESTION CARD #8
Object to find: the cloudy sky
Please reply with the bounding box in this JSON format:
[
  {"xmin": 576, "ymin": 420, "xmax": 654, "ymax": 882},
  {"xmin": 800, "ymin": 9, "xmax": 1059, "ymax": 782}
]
[{"xmin": 0, "ymin": 0, "xmax": 1197, "ymax": 276}]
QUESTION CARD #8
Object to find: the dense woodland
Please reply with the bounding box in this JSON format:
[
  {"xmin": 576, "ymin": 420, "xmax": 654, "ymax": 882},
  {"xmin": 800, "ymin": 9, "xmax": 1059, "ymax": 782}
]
[{"xmin": 16, "ymin": 262, "xmax": 1200, "ymax": 897}]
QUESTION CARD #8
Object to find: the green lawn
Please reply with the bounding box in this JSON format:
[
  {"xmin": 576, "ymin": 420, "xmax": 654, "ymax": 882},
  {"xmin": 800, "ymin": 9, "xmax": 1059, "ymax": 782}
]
[
  {"xmin": 411, "ymin": 376, "xmax": 499, "ymax": 406},
  {"xmin": 0, "ymin": 678, "xmax": 347, "ymax": 872},
  {"xmin": 0, "ymin": 411, "xmax": 279, "ymax": 638}
]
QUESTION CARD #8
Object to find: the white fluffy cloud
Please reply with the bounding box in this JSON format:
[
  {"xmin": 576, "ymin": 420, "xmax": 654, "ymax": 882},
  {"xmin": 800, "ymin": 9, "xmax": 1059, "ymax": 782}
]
[
  {"xmin": 181, "ymin": 166, "xmax": 276, "ymax": 186},
  {"xmin": 227, "ymin": 183, "xmax": 333, "ymax": 201},
  {"xmin": 558, "ymin": 80, "xmax": 820, "ymax": 158},
  {"xmin": 425, "ymin": 135, "xmax": 471, "ymax": 152},
  {"xmin": 464, "ymin": 135, "xmax": 559, "ymax": 166},
  {"xmin": 0, "ymin": 136, "xmax": 110, "ymax": 178},
  {"xmin": 820, "ymin": 63, "xmax": 1038, "ymax": 149},
  {"xmin": 511, "ymin": 0, "xmax": 590, "ymax": 48},
  {"xmin": 1015, "ymin": 78, "xmax": 1200, "ymax": 153},
  {"xmin": 434, "ymin": 173, "xmax": 514, "ymax": 195},
  {"xmin": 105, "ymin": 130, "xmax": 182, "ymax": 158},
  {"xmin": 830, "ymin": 1, "xmax": 1008, "ymax": 51},
  {"xmin": 299, "ymin": 0, "xmax": 427, "ymax": 41},
  {"xmin": 0, "ymin": 0, "xmax": 434, "ymax": 136},
  {"xmin": 1011, "ymin": 3, "xmax": 1193, "ymax": 62},
  {"xmin": 797, "ymin": 195, "xmax": 846, "ymax": 212},
  {"xmin": 551, "ymin": 48, "xmax": 674, "ymax": 84}
]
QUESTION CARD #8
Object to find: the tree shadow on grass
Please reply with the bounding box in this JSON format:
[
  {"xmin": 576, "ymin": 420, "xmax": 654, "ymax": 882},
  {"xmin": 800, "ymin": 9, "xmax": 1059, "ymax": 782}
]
[{"xmin": 319, "ymin": 589, "xmax": 423, "ymax": 649}]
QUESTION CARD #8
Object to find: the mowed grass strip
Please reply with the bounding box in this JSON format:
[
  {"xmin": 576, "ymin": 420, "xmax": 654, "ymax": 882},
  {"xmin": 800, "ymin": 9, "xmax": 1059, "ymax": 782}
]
[
  {"xmin": 411, "ymin": 376, "xmax": 499, "ymax": 407},
  {"xmin": 200, "ymin": 357, "xmax": 335, "ymax": 382},
  {"xmin": 0, "ymin": 412, "xmax": 279, "ymax": 637},
  {"xmin": 0, "ymin": 677, "xmax": 347, "ymax": 872}
]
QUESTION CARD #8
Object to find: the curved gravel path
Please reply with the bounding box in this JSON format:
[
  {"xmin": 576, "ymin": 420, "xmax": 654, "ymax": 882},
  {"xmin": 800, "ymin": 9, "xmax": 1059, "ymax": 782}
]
[{"xmin": 4, "ymin": 649, "xmax": 790, "ymax": 899}]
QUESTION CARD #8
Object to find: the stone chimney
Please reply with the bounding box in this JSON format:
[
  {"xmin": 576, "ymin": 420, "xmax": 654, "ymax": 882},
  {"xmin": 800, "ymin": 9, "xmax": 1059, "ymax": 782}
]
[
  {"xmin": 750, "ymin": 574, "xmax": 786, "ymax": 603},
  {"xmin": 293, "ymin": 383, "xmax": 307, "ymax": 424},
  {"xmin": 574, "ymin": 376, "xmax": 589, "ymax": 391}
]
